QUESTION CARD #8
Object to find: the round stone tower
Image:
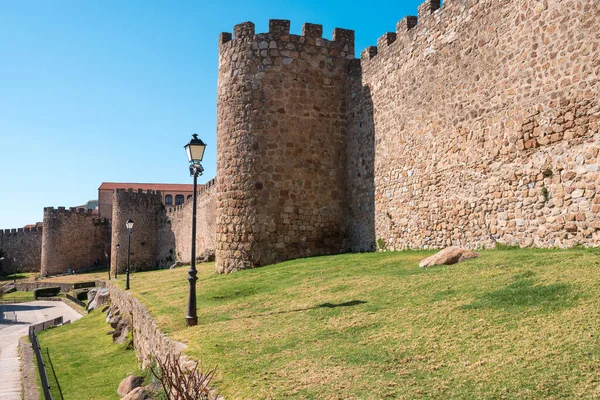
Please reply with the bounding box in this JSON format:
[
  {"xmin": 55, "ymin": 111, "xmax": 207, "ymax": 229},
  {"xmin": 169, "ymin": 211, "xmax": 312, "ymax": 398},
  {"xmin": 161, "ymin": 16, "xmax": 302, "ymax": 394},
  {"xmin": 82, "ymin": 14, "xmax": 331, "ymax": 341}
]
[{"xmin": 216, "ymin": 20, "xmax": 355, "ymax": 273}]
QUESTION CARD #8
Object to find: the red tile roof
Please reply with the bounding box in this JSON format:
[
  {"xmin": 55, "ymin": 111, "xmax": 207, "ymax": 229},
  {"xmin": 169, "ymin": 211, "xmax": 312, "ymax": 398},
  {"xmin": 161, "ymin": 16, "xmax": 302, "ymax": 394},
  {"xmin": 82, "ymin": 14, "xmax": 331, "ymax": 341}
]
[{"xmin": 98, "ymin": 182, "xmax": 197, "ymax": 192}]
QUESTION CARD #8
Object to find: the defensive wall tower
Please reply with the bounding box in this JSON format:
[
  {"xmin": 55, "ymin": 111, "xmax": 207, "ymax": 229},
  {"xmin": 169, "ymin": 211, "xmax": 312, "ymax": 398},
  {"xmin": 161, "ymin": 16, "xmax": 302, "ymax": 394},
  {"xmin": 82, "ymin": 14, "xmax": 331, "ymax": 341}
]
[
  {"xmin": 110, "ymin": 189, "xmax": 174, "ymax": 275},
  {"xmin": 216, "ymin": 20, "xmax": 354, "ymax": 273},
  {"xmin": 40, "ymin": 207, "xmax": 109, "ymax": 276},
  {"xmin": 0, "ymin": 226, "xmax": 43, "ymax": 274}
]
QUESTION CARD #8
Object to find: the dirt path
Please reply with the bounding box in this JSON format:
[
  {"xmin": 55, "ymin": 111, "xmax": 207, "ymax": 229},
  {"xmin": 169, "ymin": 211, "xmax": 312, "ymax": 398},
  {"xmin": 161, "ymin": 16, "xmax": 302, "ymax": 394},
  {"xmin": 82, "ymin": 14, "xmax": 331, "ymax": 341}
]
[{"xmin": 0, "ymin": 301, "xmax": 82, "ymax": 400}]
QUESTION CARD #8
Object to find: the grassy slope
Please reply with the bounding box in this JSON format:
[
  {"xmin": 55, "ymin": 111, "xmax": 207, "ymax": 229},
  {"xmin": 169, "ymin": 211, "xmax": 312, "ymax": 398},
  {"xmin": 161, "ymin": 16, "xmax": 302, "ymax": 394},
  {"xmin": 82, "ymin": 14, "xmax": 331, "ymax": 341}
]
[
  {"xmin": 117, "ymin": 249, "xmax": 600, "ymax": 399},
  {"xmin": 37, "ymin": 311, "xmax": 143, "ymax": 400}
]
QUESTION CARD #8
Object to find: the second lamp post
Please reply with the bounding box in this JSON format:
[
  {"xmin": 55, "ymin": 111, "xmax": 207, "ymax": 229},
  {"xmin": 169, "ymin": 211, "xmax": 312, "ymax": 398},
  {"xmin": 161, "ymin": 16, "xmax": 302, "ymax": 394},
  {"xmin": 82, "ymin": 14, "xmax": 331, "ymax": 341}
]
[
  {"xmin": 125, "ymin": 219, "xmax": 133, "ymax": 290},
  {"xmin": 184, "ymin": 133, "xmax": 206, "ymax": 326}
]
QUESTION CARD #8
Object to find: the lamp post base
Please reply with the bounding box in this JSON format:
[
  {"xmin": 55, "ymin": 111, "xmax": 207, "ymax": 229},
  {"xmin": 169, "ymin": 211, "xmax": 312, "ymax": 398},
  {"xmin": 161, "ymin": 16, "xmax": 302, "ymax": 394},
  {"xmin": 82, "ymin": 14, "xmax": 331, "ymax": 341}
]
[{"xmin": 185, "ymin": 316, "xmax": 198, "ymax": 326}]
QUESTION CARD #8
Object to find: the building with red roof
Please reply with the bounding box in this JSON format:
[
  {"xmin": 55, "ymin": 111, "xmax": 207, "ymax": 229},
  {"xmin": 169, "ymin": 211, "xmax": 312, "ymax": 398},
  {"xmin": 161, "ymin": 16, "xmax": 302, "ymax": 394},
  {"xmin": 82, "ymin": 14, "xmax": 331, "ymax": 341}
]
[{"xmin": 98, "ymin": 182, "xmax": 197, "ymax": 219}]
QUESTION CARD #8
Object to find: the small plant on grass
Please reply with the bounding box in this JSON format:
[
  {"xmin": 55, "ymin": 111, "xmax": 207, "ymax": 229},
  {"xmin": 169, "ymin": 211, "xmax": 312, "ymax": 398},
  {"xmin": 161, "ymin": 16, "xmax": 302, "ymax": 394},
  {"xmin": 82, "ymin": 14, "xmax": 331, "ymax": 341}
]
[
  {"xmin": 376, "ymin": 238, "xmax": 387, "ymax": 251},
  {"xmin": 150, "ymin": 352, "xmax": 216, "ymax": 400}
]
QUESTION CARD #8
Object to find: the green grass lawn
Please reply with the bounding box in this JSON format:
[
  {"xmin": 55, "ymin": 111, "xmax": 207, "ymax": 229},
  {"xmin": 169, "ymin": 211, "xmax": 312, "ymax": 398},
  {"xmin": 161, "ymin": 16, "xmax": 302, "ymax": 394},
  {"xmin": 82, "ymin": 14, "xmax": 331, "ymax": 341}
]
[
  {"xmin": 0, "ymin": 290, "xmax": 35, "ymax": 302},
  {"xmin": 114, "ymin": 248, "xmax": 600, "ymax": 399},
  {"xmin": 37, "ymin": 311, "xmax": 144, "ymax": 400}
]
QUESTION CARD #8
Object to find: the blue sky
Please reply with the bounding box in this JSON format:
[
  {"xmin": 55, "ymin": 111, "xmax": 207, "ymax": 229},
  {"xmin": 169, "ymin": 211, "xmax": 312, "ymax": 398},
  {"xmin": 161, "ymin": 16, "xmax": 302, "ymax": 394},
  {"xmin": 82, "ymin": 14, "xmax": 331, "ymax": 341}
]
[{"xmin": 0, "ymin": 0, "xmax": 423, "ymax": 228}]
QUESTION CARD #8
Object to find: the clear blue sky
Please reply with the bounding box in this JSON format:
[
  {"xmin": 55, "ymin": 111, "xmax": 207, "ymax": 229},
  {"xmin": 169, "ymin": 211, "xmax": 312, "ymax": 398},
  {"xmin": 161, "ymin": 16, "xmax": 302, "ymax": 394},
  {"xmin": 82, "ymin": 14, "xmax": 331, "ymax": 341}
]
[{"xmin": 0, "ymin": 0, "xmax": 423, "ymax": 228}]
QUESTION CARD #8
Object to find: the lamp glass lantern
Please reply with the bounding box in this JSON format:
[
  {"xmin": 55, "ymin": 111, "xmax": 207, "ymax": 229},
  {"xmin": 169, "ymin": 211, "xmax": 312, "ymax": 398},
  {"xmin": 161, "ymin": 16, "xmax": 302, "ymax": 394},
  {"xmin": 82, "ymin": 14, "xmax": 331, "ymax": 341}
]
[
  {"xmin": 126, "ymin": 219, "xmax": 134, "ymax": 230},
  {"xmin": 184, "ymin": 134, "xmax": 207, "ymax": 163}
]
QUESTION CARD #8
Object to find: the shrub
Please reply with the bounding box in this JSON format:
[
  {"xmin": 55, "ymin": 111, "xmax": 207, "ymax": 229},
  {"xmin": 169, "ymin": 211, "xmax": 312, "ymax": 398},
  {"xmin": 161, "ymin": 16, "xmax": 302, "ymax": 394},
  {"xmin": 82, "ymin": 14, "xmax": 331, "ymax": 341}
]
[{"xmin": 34, "ymin": 287, "xmax": 61, "ymax": 299}]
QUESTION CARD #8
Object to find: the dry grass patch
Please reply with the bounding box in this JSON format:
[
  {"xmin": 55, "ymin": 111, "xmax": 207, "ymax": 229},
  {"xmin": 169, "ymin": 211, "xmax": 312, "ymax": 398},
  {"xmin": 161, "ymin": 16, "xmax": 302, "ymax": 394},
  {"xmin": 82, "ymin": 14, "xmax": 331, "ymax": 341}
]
[{"xmin": 116, "ymin": 249, "xmax": 600, "ymax": 399}]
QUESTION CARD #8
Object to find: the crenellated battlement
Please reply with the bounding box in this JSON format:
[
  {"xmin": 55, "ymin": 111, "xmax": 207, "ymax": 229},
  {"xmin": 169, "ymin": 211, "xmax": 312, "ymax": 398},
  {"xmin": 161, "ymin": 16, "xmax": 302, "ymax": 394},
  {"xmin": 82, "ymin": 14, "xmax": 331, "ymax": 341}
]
[
  {"xmin": 219, "ymin": 19, "xmax": 355, "ymax": 59},
  {"xmin": 44, "ymin": 206, "xmax": 91, "ymax": 215},
  {"xmin": 360, "ymin": 0, "xmax": 444, "ymax": 62},
  {"xmin": 0, "ymin": 226, "xmax": 43, "ymax": 235}
]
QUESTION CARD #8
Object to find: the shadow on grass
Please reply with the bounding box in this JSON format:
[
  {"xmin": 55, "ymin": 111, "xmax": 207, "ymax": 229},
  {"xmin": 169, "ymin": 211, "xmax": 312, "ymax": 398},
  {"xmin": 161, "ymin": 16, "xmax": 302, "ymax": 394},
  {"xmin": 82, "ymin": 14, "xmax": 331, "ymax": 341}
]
[
  {"xmin": 242, "ymin": 300, "xmax": 368, "ymax": 320},
  {"xmin": 317, "ymin": 300, "xmax": 367, "ymax": 308},
  {"xmin": 462, "ymin": 272, "xmax": 578, "ymax": 312}
]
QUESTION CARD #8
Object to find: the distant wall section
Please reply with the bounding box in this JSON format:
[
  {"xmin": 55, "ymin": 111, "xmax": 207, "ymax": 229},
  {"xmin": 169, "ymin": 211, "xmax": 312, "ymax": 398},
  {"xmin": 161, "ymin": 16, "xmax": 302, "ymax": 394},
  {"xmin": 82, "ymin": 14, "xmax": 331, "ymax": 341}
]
[
  {"xmin": 0, "ymin": 227, "xmax": 43, "ymax": 274},
  {"xmin": 167, "ymin": 179, "xmax": 217, "ymax": 264},
  {"xmin": 40, "ymin": 207, "xmax": 110, "ymax": 276},
  {"xmin": 110, "ymin": 189, "xmax": 174, "ymax": 275}
]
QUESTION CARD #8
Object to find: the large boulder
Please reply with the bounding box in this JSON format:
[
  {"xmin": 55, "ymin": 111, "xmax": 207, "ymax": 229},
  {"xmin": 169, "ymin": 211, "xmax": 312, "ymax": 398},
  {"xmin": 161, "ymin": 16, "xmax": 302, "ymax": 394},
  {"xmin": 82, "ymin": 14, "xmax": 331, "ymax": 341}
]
[
  {"xmin": 88, "ymin": 288, "xmax": 109, "ymax": 311},
  {"xmin": 113, "ymin": 319, "xmax": 131, "ymax": 345},
  {"xmin": 120, "ymin": 386, "xmax": 150, "ymax": 400},
  {"xmin": 419, "ymin": 246, "xmax": 479, "ymax": 268},
  {"xmin": 117, "ymin": 375, "xmax": 144, "ymax": 396},
  {"xmin": 86, "ymin": 288, "xmax": 98, "ymax": 302}
]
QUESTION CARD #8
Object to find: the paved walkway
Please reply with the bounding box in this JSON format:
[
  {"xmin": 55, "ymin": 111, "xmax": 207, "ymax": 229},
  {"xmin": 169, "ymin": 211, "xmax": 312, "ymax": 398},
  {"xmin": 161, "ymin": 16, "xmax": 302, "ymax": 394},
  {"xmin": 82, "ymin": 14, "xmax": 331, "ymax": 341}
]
[{"xmin": 0, "ymin": 301, "xmax": 82, "ymax": 400}]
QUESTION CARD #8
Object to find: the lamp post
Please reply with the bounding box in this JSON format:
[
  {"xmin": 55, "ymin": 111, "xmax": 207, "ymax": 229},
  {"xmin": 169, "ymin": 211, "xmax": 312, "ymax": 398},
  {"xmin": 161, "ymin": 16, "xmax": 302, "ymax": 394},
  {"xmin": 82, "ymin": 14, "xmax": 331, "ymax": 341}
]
[
  {"xmin": 125, "ymin": 219, "xmax": 133, "ymax": 290},
  {"xmin": 184, "ymin": 133, "xmax": 206, "ymax": 326},
  {"xmin": 115, "ymin": 243, "xmax": 120, "ymax": 279}
]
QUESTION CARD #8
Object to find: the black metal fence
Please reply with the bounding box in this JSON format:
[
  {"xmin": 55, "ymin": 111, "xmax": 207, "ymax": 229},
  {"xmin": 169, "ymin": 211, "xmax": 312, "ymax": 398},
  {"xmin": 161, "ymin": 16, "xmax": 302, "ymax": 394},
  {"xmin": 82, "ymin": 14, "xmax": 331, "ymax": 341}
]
[{"xmin": 29, "ymin": 316, "xmax": 66, "ymax": 400}]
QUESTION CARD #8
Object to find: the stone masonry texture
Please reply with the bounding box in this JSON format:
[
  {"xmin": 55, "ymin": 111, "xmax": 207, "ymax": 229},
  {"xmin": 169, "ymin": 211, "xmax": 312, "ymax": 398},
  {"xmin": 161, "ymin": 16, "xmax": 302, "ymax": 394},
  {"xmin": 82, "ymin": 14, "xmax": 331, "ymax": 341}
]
[
  {"xmin": 352, "ymin": 0, "xmax": 600, "ymax": 250},
  {"xmin": 167, "ymin": 178, "xmax": 217, "ymax": 264},
  {"xmin": 0, "ymin": 227, "xmax": 42, "ymax": 274},
  {"xmin": 110, "ymin": 189, "xmax": 170, "ymax": 274},
  {"xmin": 214, "ymin": 0, "xmax": 599, "ymax": 270},
  {"xmin": 40, "ymin": 207, "xmax": 110, "ymax": 276},
  {"xmin": 216, "ymin": 20, "xmax": 354, "ymax": 273}
]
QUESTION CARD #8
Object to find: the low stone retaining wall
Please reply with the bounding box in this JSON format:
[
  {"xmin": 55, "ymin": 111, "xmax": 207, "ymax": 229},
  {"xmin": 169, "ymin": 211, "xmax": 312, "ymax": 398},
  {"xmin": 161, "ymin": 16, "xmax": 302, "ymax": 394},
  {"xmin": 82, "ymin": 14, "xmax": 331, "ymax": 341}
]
[
  {"xmin": 102, "ymin": 281, "xmax": 221, "ymax": 399},
  {"xmin": 105, "ymin": 282, "xmax": 185, "ymax": 367},
  {"xmin": 16, "ymin": 281, "xmax": 95, "ymax": 293}
]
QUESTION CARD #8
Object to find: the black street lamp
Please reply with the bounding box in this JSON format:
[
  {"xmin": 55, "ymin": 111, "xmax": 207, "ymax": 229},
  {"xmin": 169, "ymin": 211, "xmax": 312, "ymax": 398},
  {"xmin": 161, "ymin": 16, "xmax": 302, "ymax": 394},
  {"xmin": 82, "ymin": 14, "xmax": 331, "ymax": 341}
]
[
  {"xmin": 115, "ymin": 243, "xmax": 120, "ymax": 279},
  {"xmin": 125, "ymin": 219, "xmax": 134, "ymax": 290},
  {"xmin": 184, "ymin": 133, "xmax": 206, "ymax": 326}
]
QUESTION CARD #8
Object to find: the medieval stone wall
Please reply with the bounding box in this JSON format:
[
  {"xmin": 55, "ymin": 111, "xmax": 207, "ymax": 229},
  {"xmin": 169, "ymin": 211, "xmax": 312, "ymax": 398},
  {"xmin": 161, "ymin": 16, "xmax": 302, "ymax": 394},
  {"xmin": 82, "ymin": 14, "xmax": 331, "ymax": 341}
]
[
  {"xmin": 0, "ymin": 227, "xmax": 42, "ymax": 274},
  {"xmin": 167, "ymin": 178, "xmax": 217, "ymax": 264},
  {"xmin": 110, "ymin": 189, "xmax": 173, "ymax": 274},
  {"xmin": 40, "ymin": 207, "xmax": 110, "ymax": 276},
  {"xmin": 347, "ymin": 0, "xmax": 600, "ymax": 250},
  {"xmin": 216, "ymin": 20, "xmax": 354, "ymax": 273}
]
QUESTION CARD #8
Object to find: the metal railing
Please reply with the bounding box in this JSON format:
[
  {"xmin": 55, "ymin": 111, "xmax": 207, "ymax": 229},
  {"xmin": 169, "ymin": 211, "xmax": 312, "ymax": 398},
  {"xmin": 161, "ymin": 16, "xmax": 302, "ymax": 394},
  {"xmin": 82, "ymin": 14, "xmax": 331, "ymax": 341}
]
[{"xmin": 29, "ymin": 316, "xmax": 66, "ymax": 400}]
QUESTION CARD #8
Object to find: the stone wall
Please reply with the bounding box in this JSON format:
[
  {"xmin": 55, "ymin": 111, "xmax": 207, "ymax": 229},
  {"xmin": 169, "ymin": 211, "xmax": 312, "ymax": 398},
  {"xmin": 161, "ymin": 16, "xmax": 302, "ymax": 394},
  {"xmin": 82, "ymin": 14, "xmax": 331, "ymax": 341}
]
[
  {"xmin": 216, "ymin": 20, "xmax": 354, "ymax": 273},
  {"xmin": 110, "ymin": 189, "xmax": 174, "ymax": 275},
  {"xmin": 40, "ymin": 207, "xmax": 110, "ymax": 276},
  {"xmin": 347, "ymin": 0, "xmax": 600, "ymax": 250},
  {"xmin": 0, "ymin": 227, "xmax": 43, "ymax": 274},
  {"xmin": 167, "ymin": 178, "xmax": 217, "ymax": 264},
  {"xmin": 105, "ymin": 282, "xmax": 186, "ymax": 368}
]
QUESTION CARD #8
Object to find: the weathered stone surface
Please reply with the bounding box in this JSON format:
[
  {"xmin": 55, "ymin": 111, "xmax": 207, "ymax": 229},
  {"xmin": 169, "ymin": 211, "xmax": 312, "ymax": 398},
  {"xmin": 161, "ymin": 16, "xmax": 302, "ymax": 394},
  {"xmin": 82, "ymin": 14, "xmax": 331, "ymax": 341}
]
[
  {"xmin": 88, "ymin": 288, "xmax": 109, "ymax": 311},
  {"xmin": 87, "ymin": 288, "xmax": 98, "ymax": 302},
  {"xmin": 120, "ymin": 386, "xmax": 149, "ymax": 400},
  {"xmin": 117, "ymin": 375, "xmax": 144, "ymax": 396},
  {"xmin": 348, "ymin": 0, "xmax": 600, "ymax": 252},
  {"xmin": 0, "ymin": 227, "xmax": 42, "ymax": 274},
  {"xmin": 40, "ymin": 207, "xmax": 110, "ymax": 276},
  {"xmin": 216, "ymin": 21, "xmax": 353, "ymax": 273},
  {"xmin": 419, "ymin": 247, "xmax": 479, "ymax": 268}
]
